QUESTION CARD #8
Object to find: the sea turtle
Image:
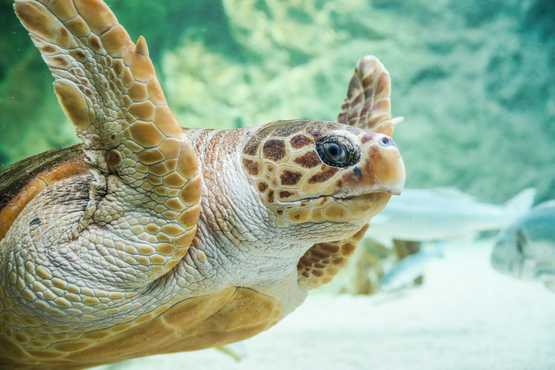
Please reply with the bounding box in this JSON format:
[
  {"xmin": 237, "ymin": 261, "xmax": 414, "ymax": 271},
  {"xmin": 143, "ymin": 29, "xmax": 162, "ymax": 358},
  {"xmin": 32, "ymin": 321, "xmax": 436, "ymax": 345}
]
[{"xmin": 0, "ymin": 0, "xmax": 405, "ymax": 368}]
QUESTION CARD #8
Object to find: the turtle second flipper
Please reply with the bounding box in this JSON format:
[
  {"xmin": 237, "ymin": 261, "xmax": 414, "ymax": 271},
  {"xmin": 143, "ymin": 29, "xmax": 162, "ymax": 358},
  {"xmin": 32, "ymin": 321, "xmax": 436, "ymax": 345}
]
[
  {"xmin": 331, "ymin": 56, "xmax": 405, "ymax": 265},
  {"xmin": 337, "ymin": 56, "xmax": 404, "ymax": 137},
  {"xmin": 297, "ymin": 224, "xmax": 369, "ymax": 291},
  {"xmin": 14, "ymin": 0, "xmax": 201, "ymax": 276}
]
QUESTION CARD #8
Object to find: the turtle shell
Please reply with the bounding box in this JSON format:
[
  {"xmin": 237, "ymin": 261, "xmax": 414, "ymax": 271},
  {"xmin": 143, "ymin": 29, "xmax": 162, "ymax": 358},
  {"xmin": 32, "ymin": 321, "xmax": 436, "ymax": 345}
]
[{"xmin": 0, "ymin": 144, "xmax": 88, "ymax": 242}]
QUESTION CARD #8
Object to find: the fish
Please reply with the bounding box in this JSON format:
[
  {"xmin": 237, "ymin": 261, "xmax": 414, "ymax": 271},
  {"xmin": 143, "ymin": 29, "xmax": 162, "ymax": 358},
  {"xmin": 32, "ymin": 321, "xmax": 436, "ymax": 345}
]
[
  {"xmin": 491, "ymin": 201, "xmax": 555, "ymax": 292},
  {"xmin": 366, "ymin": 187, "xmax": 536, "ymax": 244},
  {"xmin": 379, "ymin": 244, "xmax": 444, "ymax": 291}
]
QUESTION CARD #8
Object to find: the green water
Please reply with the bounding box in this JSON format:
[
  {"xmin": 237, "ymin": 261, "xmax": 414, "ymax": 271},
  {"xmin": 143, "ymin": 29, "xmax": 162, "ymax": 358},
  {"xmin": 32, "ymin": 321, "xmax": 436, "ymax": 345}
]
[
  {"xmin": 1, "ymin": 1, "xmax": 555, "ymax": 368},
  {"xmin": 1, "ymin": 0, "xmax": 554, "ymax": 205}
]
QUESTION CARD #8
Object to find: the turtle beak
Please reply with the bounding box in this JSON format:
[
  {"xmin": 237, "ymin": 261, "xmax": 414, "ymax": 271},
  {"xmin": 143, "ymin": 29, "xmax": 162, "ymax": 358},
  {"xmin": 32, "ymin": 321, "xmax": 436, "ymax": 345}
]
[
  {"xmin": 316, "ymin": 133, "xmax": 405, "ymax": 222},
  {"xmin": 329, "ymin": 133, "xmax": 405, "ymax": 197},
  {"xmin": 365, "ymin": 134, "xmax": 405, "ymax": 196}
]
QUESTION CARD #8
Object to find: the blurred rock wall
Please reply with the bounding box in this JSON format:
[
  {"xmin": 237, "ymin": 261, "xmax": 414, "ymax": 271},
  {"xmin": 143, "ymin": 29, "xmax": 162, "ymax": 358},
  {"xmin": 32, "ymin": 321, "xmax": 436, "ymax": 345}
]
[{"xmin": 1, "ymin": 0, "xmax": 554, "ymax": 204}]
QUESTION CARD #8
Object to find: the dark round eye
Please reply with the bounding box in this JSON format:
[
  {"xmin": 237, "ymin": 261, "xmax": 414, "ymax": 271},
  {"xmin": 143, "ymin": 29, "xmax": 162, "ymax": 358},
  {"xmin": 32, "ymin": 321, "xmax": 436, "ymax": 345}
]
[
  {"xmin": 316, "ymin": 135, "xmax": 360, "ymax": 168},
  {"xmin": 323, "ymin": 142, "xmax": 345, "ymax": 161}
]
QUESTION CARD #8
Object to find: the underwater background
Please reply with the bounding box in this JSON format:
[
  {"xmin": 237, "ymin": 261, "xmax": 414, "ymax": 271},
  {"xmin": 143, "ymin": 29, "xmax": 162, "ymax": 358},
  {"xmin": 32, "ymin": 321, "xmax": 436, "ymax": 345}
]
[
  {"xmin": 1, "ymin": 1, "xmax": 555, "ymax": 369},
  {"xmin": 1, "ymin": 0, "xmax": 555, "ymax": 205}
]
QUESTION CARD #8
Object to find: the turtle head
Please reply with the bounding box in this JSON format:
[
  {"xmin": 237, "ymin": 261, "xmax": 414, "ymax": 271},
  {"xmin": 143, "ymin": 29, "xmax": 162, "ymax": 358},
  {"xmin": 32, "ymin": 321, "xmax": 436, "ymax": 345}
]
[{"xmin": 241, "ymin": 119, "xmax": 405, "ymax": 242}]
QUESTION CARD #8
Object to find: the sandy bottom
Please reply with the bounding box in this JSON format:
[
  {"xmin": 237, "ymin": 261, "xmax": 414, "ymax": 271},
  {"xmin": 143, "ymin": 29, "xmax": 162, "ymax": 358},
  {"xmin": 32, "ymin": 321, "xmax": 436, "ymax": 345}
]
[{"xmin": 96, "ymin": 240, "xmax": 555, "ymax": 370}]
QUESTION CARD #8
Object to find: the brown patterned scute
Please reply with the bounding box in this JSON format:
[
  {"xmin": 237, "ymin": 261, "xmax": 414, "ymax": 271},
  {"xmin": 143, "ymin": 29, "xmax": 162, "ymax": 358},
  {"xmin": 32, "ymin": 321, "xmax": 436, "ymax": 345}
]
[
  {"xmin": 267, "ymin": 190, "xmax": 275, "ymax": 203},
  {"xmin": 242, "ymin": 158, "xmax": 260, "ymax": 176},
  {"xmin": 255, "ymin": 120, "xmax": 306, "ymax": 139},
  {"xmin": 293, "ymin": 151, "xmax": 321, "ymax": 169},
  {"xmin": 257, "ymin": 182, "xmax": 268, "ymax": 192},
  {"xmin": 271, "ymin": 121, "xmax": 308, "ymax": 137},
  {"xmin": 290, "ymin": 134, "xmax": 313, "ymax": 149},
  {"xmin": 305, "ymin": 122, "xmax": 347, "ymax": 139},
  {"xmin": 257, "ymin": 120, "xmax": 342, "ymax": 141},
  {"xmin": 307, "ymin": 167, "xmax": 338, "ymax": 184},
  {"xmin": 278, "ymin": 191, "xmax": 294, "ymax": 198},
  {"xmin": 279, "ymin": 170, "xmax": 302, "ymax": 186},
  {"xmin": 243, "ymin": 139, "xmax": 260, "ymax": 156},
  {"xmin": 308, "ymin": 128, "xmax": 325, "ymax": 140},
  {"xmin": 262, "ymin": 140, "xmax": 286, "ymax": 162}
]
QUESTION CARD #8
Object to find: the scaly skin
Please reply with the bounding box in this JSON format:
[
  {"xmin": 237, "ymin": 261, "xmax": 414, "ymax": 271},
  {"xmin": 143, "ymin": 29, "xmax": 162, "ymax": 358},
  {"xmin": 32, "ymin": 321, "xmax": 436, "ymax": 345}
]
[
  {"xmin": 0, "ymin": 126, "xmax": 306, "ymax": 369},
  {"xmin": 0, "ymin": 122, "xmax": 403, "ymax": 369},
  {"xmin": 0, "ymin": 0, "xmax": 406, "ymax": 368}
]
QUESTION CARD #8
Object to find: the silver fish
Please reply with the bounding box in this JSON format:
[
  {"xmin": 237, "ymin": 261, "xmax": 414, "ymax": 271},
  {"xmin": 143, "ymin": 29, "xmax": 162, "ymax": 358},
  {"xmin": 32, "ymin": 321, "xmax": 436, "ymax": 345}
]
[
  {"xmin": 367, "ymin": 187, "xmax": 536, "ymax": 244},
  {"xmin": 491, "ymin": 201, "xmax": 555, "ymax": 292},
  {"xmin": 379, "ymin": 244, "xmax": 444, "ymax": 291}
]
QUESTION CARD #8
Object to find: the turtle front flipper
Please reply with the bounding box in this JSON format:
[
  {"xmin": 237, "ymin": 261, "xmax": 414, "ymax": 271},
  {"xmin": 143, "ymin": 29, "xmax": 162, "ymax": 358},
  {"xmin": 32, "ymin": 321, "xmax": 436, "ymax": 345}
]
[
  {"xmin": 13, "ymin": 0, "xmax": 201, "ymax": 278},
  {"xmin": 337, "ymin": 55, "xmax": 404, "ymax": 137}
]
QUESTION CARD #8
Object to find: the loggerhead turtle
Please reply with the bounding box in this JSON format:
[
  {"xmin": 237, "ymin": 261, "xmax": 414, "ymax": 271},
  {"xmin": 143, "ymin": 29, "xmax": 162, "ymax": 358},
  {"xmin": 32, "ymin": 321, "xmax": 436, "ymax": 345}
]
[{"xmin": 0, "ymin": 0, "xmax": 405, "ymax": 369}]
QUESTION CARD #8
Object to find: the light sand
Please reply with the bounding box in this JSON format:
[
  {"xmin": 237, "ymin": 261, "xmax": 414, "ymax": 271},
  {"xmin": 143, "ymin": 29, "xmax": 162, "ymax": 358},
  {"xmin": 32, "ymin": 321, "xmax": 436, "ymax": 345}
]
[{"xmin": 95, "ymin": 240, "xmax": 555, "ymax": 370}]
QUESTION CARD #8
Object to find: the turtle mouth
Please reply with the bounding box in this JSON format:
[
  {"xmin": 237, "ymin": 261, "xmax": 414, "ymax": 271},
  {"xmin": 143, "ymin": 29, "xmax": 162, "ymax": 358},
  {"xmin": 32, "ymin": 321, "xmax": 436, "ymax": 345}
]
[
  {"xmin": 333, "ymin": 191, "xmax": 393, "ymax": 220},
  {"xmin": 271, "ymin": 190, "xmax": 392, "ymax": 223},
  {"xmin": 280, "ymin": 189, "xmax": 396, "ymax": 206},
  {"xmin": 331, "ymin": 188, "xmax": 400, "ymax": 201},
  {"xmin": 287, "ymin": 190, "xmax": 393, "ymax": 205},
  {"xmin": 330, "ymin": 191, "xmax": 392, "ymax": 209}
]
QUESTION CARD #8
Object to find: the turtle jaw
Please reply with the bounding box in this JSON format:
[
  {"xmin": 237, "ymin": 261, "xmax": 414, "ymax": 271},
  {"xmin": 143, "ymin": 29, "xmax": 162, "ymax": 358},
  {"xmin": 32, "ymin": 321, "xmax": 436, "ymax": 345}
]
[
  {"xmin": 331, "ymin": 141, "xmax": 405, "ymax": 221},
  {"xmin": 333, "ymin": 191, "xmax": 392, "ymax": 222},
  {"xmin": 304, "ymin": 138, "xmax": 405, "ymax": 223}
]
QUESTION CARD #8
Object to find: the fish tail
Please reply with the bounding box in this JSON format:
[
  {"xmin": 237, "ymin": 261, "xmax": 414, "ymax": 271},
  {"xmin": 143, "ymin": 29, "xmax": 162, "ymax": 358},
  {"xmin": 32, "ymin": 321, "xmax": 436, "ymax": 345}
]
[{"xmin": 504, "ymin": 188, "xmax": 536, "ymax": 215}]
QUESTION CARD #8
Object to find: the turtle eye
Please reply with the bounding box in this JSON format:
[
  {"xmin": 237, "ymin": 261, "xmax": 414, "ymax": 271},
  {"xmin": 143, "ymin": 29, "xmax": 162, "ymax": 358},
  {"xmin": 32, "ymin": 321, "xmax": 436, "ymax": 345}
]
[
  {"xmin": 323, "ymin": 142, "xmax": 346, "ymax": 162},
  {"xmin": 316, "ymin": 135, "xmax": 360, "ymax": 168}
]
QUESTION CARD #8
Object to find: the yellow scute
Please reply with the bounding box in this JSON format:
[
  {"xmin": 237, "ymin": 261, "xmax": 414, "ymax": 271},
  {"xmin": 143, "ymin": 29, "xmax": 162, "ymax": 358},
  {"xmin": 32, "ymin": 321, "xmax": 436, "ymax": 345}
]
[{"xmin": 53, "ymin": 80, "xmax": 91, "ymax": 131}]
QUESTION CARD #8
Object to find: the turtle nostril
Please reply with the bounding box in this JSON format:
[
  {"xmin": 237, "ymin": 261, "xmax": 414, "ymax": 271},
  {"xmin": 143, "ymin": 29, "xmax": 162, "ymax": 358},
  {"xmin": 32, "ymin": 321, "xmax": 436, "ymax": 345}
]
[{"xmin": 379, "ymin": 136, "xmax": 395, "ymax": 147}]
